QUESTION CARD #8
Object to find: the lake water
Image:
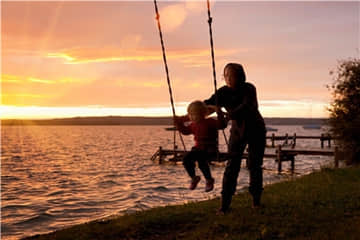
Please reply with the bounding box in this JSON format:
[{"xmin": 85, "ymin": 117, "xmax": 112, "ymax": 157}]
[{"xmin": 1, "ymin": 125, "xmax": 334, "ymax": 240}]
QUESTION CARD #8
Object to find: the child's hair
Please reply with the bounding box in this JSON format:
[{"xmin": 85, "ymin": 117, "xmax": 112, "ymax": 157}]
[
  {"xmin": 187, "ymin": 100, "xmax": 208, "ymax": 116},
  {"xmin": 224, "ymin": 63, "xmax": 246, "ymax": 83}
]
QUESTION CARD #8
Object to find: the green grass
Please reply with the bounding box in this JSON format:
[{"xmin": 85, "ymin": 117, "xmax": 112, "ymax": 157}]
[{"xmin": 25, "ymin": 167, "xmax": 360, "ymax": 240}]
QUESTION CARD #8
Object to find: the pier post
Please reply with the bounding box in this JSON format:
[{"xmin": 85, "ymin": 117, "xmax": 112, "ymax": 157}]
[
  {"xmin": 285, "ymin": 133, "xmax": 288, "ymax": 145},
  {"xmin": 272, "ymin": 133, "xmax": 275, "ymax": 148},
  {"xmin": 173, "ymin": 145, "xmax": 178, "ymax": 161},
  {"xmin": 328, "ymin": 135, "xmax": 331, "ymax": 148},
  {"xmin": 321, "ymin": 134, "xmax": 324, "ymax": 148},
  {"xmin": 159, "ymin": 146, "xmax": 163, "ymax": 164},
  {"xmin": 292, "ymin": 133, "xmax": 297, "ymax": 148},
  {"xmin": 291, "ymin": 156, "xmax": 295, "ymax": 172},
  {"xmin": 276, "ymin": 145, "xmax": 282, "ymax": 173},
  {"xmin": 334, "ymin": 146, "xmax": 339, "ymax": 168}
]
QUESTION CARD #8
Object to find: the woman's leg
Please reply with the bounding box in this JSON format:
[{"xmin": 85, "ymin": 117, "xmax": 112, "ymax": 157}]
[
  {"xmin": 220, "ymin": 132, "xmax": 247, "ymax": 212},
  {"xmin": 248, "ymin": 129, "xmax": 266, "ymax": 206}
]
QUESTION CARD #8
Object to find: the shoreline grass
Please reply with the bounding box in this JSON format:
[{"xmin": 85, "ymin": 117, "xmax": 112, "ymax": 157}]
[{"xmin": 25, "ymin": 167, "xmax": 360, "ymax": 240}]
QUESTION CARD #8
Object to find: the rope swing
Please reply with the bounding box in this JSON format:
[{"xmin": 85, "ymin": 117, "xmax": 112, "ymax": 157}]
[
  {"xmin": 153, "ymin": 0, "xmax": 228, "ymax": 152},
  {"xmin": 206, "ymin": 0, "xmax": 229, "ymax": 146},
  {"xmin": 153, "ymin": 0, "xmax": 187, "ymax": 151}
]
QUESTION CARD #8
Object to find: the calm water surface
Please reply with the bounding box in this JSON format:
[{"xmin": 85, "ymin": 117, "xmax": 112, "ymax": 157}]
[{"xmin": 1, "ymin": 125, "xmax": 333, "ymax": 239}]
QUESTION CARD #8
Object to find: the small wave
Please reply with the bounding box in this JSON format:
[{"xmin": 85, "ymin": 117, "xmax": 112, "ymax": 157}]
[
  {"xmin": 47, "ymin": 190, "xmax": 66, "ymax": 197},
  {"xmin": 65, "ymin": 207, "xmax": 103, "ymax": 215},
  {"xmin": 152, "ymin": 186, "xmax": 170, "ymax": 192},
  {"xmin": 1, "ymin": 175, "xmax": 20, "ymax": 181},
  {"xmin": 2, "ymin": 204, "xmax": 32, "ymax": 211},
  {"xmin": 139, "ymin": 194, "xmax": 172, "ymax": 204},
  {"xmin": 15, "ymin": 212, "xmax": 54, "ymax": 225},
  {"xmin": 174, "ymin": 186, "xmax": 188, "ymax": 191},
  {"xmin": 103, "ymin": 173, "xmax": 121, "ymax": 178},
  {"xmin": 11, "ymin": 155, "xmax": 22, "ymax": 161},
  {"xmin": 125, "ymin": 202, "xmax": 150, "ymax": 213},
  {"xmin": 127, "ymin": 192, "xmax": 139, "ymax": 199},
  {"xmin": 97, "ymin": 180, "xmax": 118, "ymax": 187}
]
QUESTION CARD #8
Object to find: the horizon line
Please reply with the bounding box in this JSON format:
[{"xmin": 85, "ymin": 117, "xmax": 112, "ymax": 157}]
[{"xmin": 1, "ymin": 115, "xmax": 329, "ymax": 121}]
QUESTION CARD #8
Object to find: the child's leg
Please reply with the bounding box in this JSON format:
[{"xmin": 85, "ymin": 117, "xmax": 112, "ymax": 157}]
[
  {"xmin": 197, "ymin": 151, "xmax": 215, "ymax": 192},
  {"xmin": 197, "ymin": 151, "xmax": 213, "ymax": 180},
  {"xmin": 183, "ymin": 149, "xmax": 202, "ymax": 190},
  {"xmin": 182, "ymin": 150, "xmax": 197, "ymax": 178}
]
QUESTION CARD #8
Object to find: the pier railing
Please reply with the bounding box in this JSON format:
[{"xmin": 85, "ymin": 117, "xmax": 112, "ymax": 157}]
[
  {"xmin": 150, "ymin": 134, "xmax": 340, "ymax": 173},
  {"xmin": 267, "ymin": 133, "xmax": 333, "ymax": 148}
]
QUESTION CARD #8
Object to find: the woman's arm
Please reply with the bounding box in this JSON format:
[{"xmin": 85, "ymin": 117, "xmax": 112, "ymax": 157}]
[
  {"xmin": 204, "ymin": 86, "xmax": 227, "ymax": 108},
  {"xmin": 229, "ymin": 83, "xmax": 258, "ymax": 119},
  {"xmin": 206, "ymin": 105, "xmax": 217, "ymax": 115}
]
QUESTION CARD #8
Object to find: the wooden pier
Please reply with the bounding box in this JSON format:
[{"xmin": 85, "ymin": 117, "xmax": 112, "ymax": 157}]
[
  {"xmin": 267, "ymin": 133, "xmax": 333, "ymax": 148},
  {"xmin": 150, "ymin": 134, "xmax": 340, "ymax": 173},
  {"xmin": 150, "ymin": 147, "xmax": 279, "ymax": 164},
  {"xmin": 275, "ymin": 145, "xmax": 339, "ymax": 172}
]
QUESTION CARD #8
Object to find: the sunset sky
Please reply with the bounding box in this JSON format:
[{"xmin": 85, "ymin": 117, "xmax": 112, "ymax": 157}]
[{"xmin": 1, "ymin": 1, "xmax": 359, "ymax": 119}]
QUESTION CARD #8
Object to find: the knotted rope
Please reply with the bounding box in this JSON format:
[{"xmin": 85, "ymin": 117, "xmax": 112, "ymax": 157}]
[
  {"xmin": 153, "ymin": 0, "xmax": 186, "ymax": 151},
  {"xmin": 206, "ymin": 0, "xmax": 229, "ymax": 147}
]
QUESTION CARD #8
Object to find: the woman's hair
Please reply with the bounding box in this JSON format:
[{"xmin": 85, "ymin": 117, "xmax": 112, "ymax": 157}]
[
  {"xmin": 224, "ymin": 63, "xmax": 246, "ymax": 83},
  {"xmin": 187, "ymin": 100, "xmax": 208, "ymax": 116}
]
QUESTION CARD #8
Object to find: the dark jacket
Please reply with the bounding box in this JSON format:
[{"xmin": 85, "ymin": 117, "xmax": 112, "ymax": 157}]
[{"xmin": 204, "ymin": 83, "xmax": 265, "ymax": 134}]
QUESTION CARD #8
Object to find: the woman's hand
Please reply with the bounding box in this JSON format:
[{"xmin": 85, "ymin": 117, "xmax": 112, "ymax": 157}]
[
  {"xmin": 206, "ymin": 105, "xmax": 217, "ymax": 115},
  {"xmin": 223, "ymin": 111, "xmax": 231, "ymax": 122},
  {"xmin": 226, "ymin": 110, "xmax": 234, "ymax": 120}
]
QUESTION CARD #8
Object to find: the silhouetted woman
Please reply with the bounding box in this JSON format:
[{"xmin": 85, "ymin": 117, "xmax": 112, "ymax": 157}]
[{"xmin": 205, "ymin": 63, "xmax": 266, "ymax": 213}]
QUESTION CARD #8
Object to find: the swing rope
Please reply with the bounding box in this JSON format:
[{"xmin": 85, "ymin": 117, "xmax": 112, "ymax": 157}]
[
  {"xmin": 206, "ymin": 0, "xmax": 229, "ymax": 147},
  {"xmin": 153, "ymin": 0, "xmax": 186, "ymax": 151}
]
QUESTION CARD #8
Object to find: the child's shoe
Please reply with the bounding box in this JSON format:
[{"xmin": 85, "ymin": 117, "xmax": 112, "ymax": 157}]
[
  {"xmin": 205, "ymin": 178, "xmax": 214, "ymax": 192},
  {"xmin": 189, "ymin": 176, "xmax": 201, "ymax": 190}
]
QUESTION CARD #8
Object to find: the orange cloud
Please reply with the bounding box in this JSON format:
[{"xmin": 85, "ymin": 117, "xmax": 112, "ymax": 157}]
[
  {"xmin": 1, "ymin": 74, "xmax": 83, "ymax": 85},
  {"xmin": 2, "ymin": 93, "xmax": 49, "ymax": 106},
  {"xmin": 46, "ymin": 47, "xmax": 239, "ymax": 65},
  {"xmin": 190, "ymin": 83, "xmax": 201, "ymax": 88},
  {"xmin": 28, "ymin": 77, "xmax": 55, "ymax": 84},
  {"xmin": 185, "ymin": 1, "xmax": 205, "ymax": 13},
  {"xmin": 47, "ymin": 52, "xmax": 160, "ymax": 64},
  {"xmin": 2, "ymin": 93, "xmax": 46, "ymax": 98},
  {"xmin": 158, "ymin": 1, "xmax": 209, "ymax": 32},
  {"xmin": 1, "ymin": 74, "xmax": 21, "ymax": 83},
  {"xmin": 116, "ymin": 79, "xmax": 164, "ymax": 88},
  {"xmin": 160, "ymin": 4, "xmax": 187, "ymax": 32},
  {"xmin": 47, "ymin": 48, "xmax": 160, "ymax": 64}
]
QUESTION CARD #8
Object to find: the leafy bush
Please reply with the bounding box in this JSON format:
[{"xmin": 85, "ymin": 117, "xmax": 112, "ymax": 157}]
[{"xmin": 328, "ymin": 58, "xmax": 360, "ymax": 165}]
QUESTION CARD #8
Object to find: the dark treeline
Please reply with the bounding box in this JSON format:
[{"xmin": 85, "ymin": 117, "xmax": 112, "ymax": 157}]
[{"xmin": 1, "ymin": 116, "xmax": 327, "ymax": 126}]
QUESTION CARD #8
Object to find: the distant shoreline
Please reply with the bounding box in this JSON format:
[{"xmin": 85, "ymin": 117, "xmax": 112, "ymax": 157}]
[{"xmin": 1, "ymin": 116, "xmax": 327, "ymax": 126}]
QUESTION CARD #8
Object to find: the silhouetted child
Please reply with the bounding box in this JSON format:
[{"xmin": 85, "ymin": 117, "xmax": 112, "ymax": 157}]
[{"xmin": 174, "ymin": 100, "xmax": 228, "ymax": 192}]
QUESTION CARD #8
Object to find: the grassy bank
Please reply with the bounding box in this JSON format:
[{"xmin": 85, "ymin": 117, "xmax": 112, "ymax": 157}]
[{"xmin": 26, "ymin": 167, "xmax": 360, "ymax": 240}]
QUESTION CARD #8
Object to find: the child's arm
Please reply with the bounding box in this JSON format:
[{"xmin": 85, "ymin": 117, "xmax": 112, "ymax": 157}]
[{"xmin": 173, "ymin": 115, "xmax": 192, "ymax": 135}]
